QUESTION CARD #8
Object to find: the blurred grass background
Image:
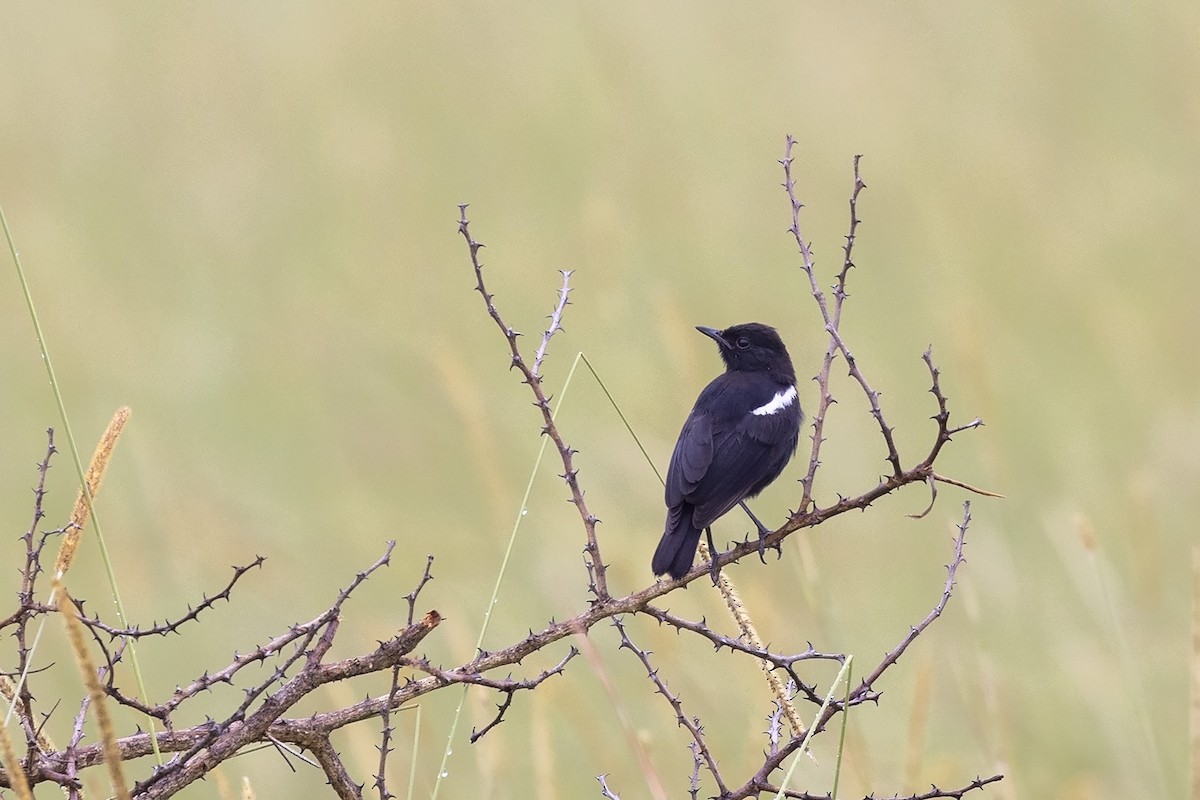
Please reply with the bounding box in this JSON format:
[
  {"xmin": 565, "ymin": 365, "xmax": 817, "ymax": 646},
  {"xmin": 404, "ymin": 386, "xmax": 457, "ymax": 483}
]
[{"xmin": 2, "ymin": 3, "xmax": 1197, "ymax": 798}]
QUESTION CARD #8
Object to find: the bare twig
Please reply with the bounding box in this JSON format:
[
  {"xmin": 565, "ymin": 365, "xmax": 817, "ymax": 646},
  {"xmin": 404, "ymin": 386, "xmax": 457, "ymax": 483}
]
[
  {"xmin": 374, "ymin": 666, "xmax": 403, "ymax": 800},
  {"xmin": 458, "ymin": 206, "xmax": 608, "ymax": 599},
  {"xmin": 764, "ymin": 680, "xmax": 795, "ymax": 757},
  {"xmin": 640, "ymin": 605, "xmax": 837, "ymax": 706},
  {"xmin": 597, "ymin": 774, "xmax": 621, "ymax": 799},
  {"xmin": 404, "ymin": 556, "xmax": 435, "ymax": 627},
  {"xmin": 533, "ymin": 270, "xmax": 573, "ymax": 378},
  {"xmin": 800, "ymin": 155, "xmax": 865, "ymax": 513},
  {"xmin": 469, "ymin": 692, "xmax": 514, "ymax": 744},
  {"xmin": 687, "ymin": 739, "xmax": 702, "ymax": 800},
  {"xmin": 612, "ymin": 617, "xmax": 728, "ymax": 796},
  {"xmin": 783, "ymin": 139, "xmax": 903, "ymax": 479},
  {"xmin": 4, "ymin": 429, "xmax": 59, "ymax": 757},
  {"xmin": 850, "ymin": 502, "xmax": 972, "ymax": 704},
  {"xmin": 78, "ymin": 558, "xmax": 266, "ymax": 639},
  {"xmin": 753, "ymin": 773, "xmax": 1003, "ymax": 800}
]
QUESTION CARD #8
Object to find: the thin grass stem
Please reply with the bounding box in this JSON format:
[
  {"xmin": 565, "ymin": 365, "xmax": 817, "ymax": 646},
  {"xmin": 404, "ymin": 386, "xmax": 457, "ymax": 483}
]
[
  {"xmin": 831, "ymin": 658, "xmax": 852, "ymax": 799},
  {"xmin": 773, "ymin": 656, "xmax": 852, "ymax": 800},
  {"xmin": 0, "ymin": 206, "xmax": 163, "ymax": 763},
  {"xmin": 407, "ymin": 703, "xmax": 421, "ymax": 800},
  {"xmin": 430, "ymin": 352, "xmax": 585, "ymax": 798}
]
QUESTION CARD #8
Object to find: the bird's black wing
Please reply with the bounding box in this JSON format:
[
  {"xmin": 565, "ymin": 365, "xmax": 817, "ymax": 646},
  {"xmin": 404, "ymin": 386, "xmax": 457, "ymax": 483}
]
[
  {"xmin": 690, "ymin": 411, "xmax": 798, "ymax": 529},
  {"xmin": 664, "ymin": 409, "xmax": 713, "ymax": 510}
]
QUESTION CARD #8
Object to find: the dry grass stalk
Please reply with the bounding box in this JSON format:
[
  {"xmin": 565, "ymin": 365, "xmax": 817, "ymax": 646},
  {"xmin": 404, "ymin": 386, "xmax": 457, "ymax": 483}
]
[
  {"xmin": 0, "ymin": 705, "xmax": 34, "ymax": 800},
  {"xmin": 0, "ymin": 676, "xmax": 56, "ymax": 756},
  {"xmin": 55, "ymin": 406, "xmax": 131, "ymax": 579},
  {"xmin": 55, "ymin": 580, "xmax": 131, "ymax": 800},
  {"xmin": 696, "ymin": 539, "xmax": 805, "ymax": 738}
]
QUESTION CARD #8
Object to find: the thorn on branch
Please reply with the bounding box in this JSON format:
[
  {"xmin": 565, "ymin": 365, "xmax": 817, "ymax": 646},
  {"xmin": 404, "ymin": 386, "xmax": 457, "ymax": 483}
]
[{"xmin": 597, "ymin": 775, "xmax": 621, "ymax": 799}]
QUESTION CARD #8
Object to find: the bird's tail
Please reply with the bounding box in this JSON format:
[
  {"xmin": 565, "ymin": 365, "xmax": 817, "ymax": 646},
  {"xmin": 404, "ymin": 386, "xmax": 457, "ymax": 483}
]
[{"xmin": 652, "ymin": 511, "xmax": 702, "ymax": 580}]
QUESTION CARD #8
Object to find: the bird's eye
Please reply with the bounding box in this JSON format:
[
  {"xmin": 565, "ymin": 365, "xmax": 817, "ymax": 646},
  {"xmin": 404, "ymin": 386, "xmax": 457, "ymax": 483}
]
[{"xmin": 736, "ymin": 337, "xmax": 750, "ymax": 349}]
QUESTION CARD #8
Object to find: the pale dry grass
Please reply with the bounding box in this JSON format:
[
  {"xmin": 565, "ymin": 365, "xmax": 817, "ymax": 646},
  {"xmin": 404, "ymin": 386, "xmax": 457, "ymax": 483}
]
[{"xmin": 56, "ymin": 406, "xmax": 131, "ymax": 578}]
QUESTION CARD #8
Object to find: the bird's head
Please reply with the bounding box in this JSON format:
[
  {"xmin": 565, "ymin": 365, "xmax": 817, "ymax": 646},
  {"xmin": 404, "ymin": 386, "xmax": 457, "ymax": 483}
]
[{"xmin": 696, "ymin": 322, "xmax": 796, "ymax": 381}]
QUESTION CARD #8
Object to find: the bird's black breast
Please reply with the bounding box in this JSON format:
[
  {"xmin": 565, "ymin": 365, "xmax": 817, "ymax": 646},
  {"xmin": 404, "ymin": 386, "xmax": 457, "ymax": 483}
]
[{"xmin": 665, "ymin": 371, "xmax": 802, "ymax": 529}]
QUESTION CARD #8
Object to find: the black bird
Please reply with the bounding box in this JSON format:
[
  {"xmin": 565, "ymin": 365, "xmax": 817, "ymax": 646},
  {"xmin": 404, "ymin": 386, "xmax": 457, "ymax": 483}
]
[{"xmin": 652, "ymin": 323, "xmax": 803, "ymax": 581}]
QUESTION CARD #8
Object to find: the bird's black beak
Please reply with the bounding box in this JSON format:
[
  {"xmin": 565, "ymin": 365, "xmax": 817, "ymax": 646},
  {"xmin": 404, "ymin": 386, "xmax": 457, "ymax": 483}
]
[{"xmin": 696, "ymin": 326, "xmax": 727, "ymax": 348}]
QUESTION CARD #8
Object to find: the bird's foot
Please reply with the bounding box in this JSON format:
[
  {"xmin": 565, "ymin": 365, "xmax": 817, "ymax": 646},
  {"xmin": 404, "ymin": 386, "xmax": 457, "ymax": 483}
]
[
  {"xmin": 754, "ymin": 527, "xmax": 783, "ymax": 565},
  {"xmin": 709, "ymin": 558, "xmax": 722, "ymax": 585},
  {"xmin": 705, "ymin": 527, "xmax": 722, "ymax": 585},
  {"xmin": 739, "ymin": 502, "xmax": 777, "ymax": 564}
]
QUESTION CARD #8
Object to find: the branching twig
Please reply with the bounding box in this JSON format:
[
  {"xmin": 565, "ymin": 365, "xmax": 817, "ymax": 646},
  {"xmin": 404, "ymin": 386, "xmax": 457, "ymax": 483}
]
[
  {"xmin": 612, "ymin": 617, "xmax": 728, "ymax": 796},
  {"xmin": 850, "ymin": 502, "xmax": 972, "ymax": 705},
  {"xmin": 458, "ymin": 206, "xmax": 608, "ymax": 599},
  {"xmin": 799, "ymin": 155, "xmax": 865, "ymax": 513},
  {"xmin": 77, "ymin": 558, "xmax": 266, "ymax": 639},
  {"xmin": 639, "ymin": 605, "xmax": 836, "ymax": 705},
  {"xmin": 753, "ymin": 773, "xmax": 1003, "ymax": 800},
  {"xmin": 597, "ymin": 774, "xmax": 621, "ymax": 799},
  {"xmin": 404, "ymin": 556, "xmax": 435, "ymax": 627},
  {"xmin": 783, "ymin": 139, "xmax": 904, "ymax": 479},
  {"xmin": 469, "ymin": 692, "xmax": 514, "ymax": 744},
  {"xmin": 403, "ymin": 645, "xmax": 576, "ymax": 711},
  {"xmin": 534, "ymin": 270, "xmax": 573, "ymax": 378}
]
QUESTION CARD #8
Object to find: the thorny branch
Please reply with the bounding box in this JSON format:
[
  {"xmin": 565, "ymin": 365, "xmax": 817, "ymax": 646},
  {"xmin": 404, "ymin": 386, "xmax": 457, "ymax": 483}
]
[
  {"xmin": 2, "ymin": 145, "xmax": 1000, "ymax": 800},
  {"xmin": 76, "ymin": 558, "xmax": 266, "ymax": 639},
  {"xmin": 613, "ymin": 616, "xmax": 728, "ymax": 795},
  {"xmin": 373, "ymin": 666, "xmax": 403, "ymax": 800},
  {"xmin": 753, "ymin": 773, "xmax": 1004, "ymax": 800},
  {"xmin": 639, "ymin": 606, "xmax": 839, "ymax": 706},
  {"xmin": 459, "ymin": 205, "xmax": 609, "ymax": 600},
  {"xmin": 799, "ymin": 153, "xmax": 864, "ymax": 513}
]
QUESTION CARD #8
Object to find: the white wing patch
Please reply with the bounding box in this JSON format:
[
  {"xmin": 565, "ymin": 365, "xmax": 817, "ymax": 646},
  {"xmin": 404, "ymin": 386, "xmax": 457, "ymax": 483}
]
[{"xmin": 751, "ymin": 385, "xmax": 798, "ymax": 416}]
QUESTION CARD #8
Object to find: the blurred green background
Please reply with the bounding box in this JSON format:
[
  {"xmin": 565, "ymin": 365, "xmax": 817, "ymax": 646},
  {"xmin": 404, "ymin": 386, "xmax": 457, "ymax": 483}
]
[{"xmin": 2, "ymin": 3, "xmax": 1196, "ymax": 798}]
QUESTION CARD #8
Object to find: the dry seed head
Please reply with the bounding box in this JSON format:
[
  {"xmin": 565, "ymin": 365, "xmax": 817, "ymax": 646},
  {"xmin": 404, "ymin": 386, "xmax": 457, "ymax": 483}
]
[
  {"xmin": 0, "ymin": 710, "xmax": 33, "ymax": 799},
  {"xmin": 0, "ymin": 676, "xmax": 56, "ymax": 753},
  {"xmin": 56, "ymin": 406, "xmax": 131, "ymax": 578},
  {"xmin": 56, "ymin": 579, "xmax": 132, "ymax": 800},
  {"xmin": 697, "ymin": 538, "xmax": 806, "ymax": 738}
]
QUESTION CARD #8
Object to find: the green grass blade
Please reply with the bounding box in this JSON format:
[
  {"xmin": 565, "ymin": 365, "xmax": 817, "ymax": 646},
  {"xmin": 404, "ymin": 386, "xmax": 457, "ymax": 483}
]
[
  {"xmin": 773, "ymin": 656, "xmax": 853, "ymax": 800},
  {"xmin": 580, "ymin": 352, "xmax": 664, "ymax": 486},
  {"xmin": 430, "ymin": 352, "xmax": 585, "ymax": 798},
  {"xmin": 830, "ymin": 658, "xmax": 853, "ymax": 798},
  {"xmin": 408, "ymin": 702, "xmax": 421, "ymax": 800}
]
